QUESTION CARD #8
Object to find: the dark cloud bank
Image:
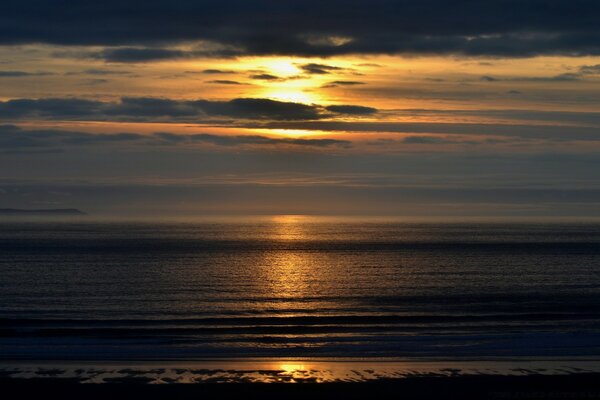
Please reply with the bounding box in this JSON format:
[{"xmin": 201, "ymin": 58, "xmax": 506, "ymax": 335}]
[
  {"xmin": 1, "ymin": 1, "xmax": 599, "ymax": 58},
  {"xmin": 0, "ymin": 124, "xmax": 351, "ymax": 150},
  {"xmin": 0, "ymin": 71, "xmax": 54, "ymax": 77},
  {"xmin": 0, "ymin": 97, "xmax": 377, "ymax": 121}
]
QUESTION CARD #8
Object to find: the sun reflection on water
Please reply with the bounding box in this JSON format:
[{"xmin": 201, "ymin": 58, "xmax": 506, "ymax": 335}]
[
  {"xmin": 270, "ymin": 215, "xmax": 311, "ymax": 241},
  {"xmin": 254, "ymin": 215, "xmax": 320, "ymax": 313}
]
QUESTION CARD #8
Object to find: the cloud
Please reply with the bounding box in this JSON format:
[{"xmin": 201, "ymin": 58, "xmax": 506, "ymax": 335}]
[
  {"xmin": 1, "ymin": 1, "xmax": 599, "ymax": 57},
  {"xmin": 0, "ymin": 71, "xmax": 53, "ymax": 77},
  {"xmin": 189, "ymin": 133, "xmax": 351, "ymax": 148},
  {"xmin": 322, "ymin": 80, "xmax": 365, "ymax": 88},
  {"xmin": 0, "ymin": 124, "xmax": 351, "ymax": 149},
  {"xmin": 480, "ymin": 75, "xmax": 498, "ymax": 82},
  {"xmin": 249, "ymin": 73, "xmax": 280, "ymax": 80},
  {"xmin": 579, "ymin": 64, "xmax": 600, "ymax": 74},
  {"xmin": 207, "ymin": 80, "xmax": 244, "ymax": 85},
  {"xmin": 82, "ymin": 78, "xmax": 109, "ymax": 85},
  {"xmin": 401, "ymin": 136, "xmax": 476, "ymax": 145},
  {"xmin": 0, "ymin": 98, "xmax": 106, "ymax": 119},
  {"xmin": 5, "ymin": 173, "xmax": 600, "ymax": 217},
  {"xmin": 153, "ymin": 132, "xmax": 189, "ymax": 144},
  {"xmin": 107, "ymin": 97, "xmax": 200, "ymax": 117},
  {"xmin": 255, "ymin": 120, "xmax": 600, "ymax": 141},
  {"xmin": 0, "ymin": 149, "xmax": 65, "ymax": 155},
  {"xmin": 388, "ymin": 108, "xmax": 600, "ymax": 126},
  {"xmin": 0, "ymin": 124, "xmax": 144, "ymax": 148},
  {"xmin": 485, "ymin": 64, "xmax": 600, "ymax": 82},
  {"xmin": 300, "ymin": 63, "xmax": 344, "ymax": 74},
  {"xmin": 0, "ymin": 97, "xmax": 378, "ymax": 122},
  {"xmin": 458, "ymin": 73, "xmax": 583, "ymax": 83},
  {"xmin": 91, "ymin": 47, "xmax": 190, "ymax": 62},
  {"xmin": 325, "ymin": 105, "xmax": 377, "ymax": 115},
  {"xmin": 329, "ymin": 81, "xmax": 364, "ymax": 85},
  {"xmin": 528, "ymin": 64, "xmax": 600, "ymax": 81},
  {"xmin": 200, "ymin": 69, "xmax": 237, "ymax": 74},
  {"xmin": 517, "ymin": 73, "xmax": 582, "ymax": 82},
  {"xmin": 198, "ymin": 98, "xmax": 325, "ymax": 120},
  {"xmin": 81, "ymin": 69, "xmax": 130, "ymax": 75}
]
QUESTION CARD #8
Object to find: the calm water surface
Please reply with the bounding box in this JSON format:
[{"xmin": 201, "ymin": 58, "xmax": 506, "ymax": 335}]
[{"xmin": 1, "ymin": 217, "xmax": 599, "ymax": 360}]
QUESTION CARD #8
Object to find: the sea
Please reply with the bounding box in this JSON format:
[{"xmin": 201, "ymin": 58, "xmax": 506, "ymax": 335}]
[{"xmin": 1, "ymin": 217, "xmax": 600, "ymax": 362}]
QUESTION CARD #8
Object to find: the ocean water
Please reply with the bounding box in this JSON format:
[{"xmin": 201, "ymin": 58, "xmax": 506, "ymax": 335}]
[{"xmin": 1, "ymin": 217, "xmax": 600, "ymax": 360}]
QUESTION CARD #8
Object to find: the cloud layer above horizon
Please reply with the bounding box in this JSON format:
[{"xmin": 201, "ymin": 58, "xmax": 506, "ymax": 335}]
[
  {"xmin": 2, "ymin": 0, "xmax": 600, "ymax": 57},
  {"xmin": 0, "ymin": 1, "xmax": 599, "ymax": 216}
]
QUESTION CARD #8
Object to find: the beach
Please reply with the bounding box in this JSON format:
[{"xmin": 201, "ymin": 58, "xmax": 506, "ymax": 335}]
[{"xmin": 2, "ymin": 360, "xmax": 600, "ymax": 399}]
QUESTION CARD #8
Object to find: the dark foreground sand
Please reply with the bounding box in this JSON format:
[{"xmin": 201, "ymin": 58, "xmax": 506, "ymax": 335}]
[
  {"xmin": 2, "ymin": 360, "xmax": 600, "ymax": 399},
  {"xmin": 2, "ymin": 374, "xmax": 600, "ymax": 400}
]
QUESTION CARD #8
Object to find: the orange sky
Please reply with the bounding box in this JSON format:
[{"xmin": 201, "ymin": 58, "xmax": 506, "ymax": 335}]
[{"xmin": 1, "ymin": 1, "xmax": 599, "ymax": 216}]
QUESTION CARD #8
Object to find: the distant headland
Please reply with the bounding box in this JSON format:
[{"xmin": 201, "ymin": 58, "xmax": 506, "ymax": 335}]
[{"xmin": 0, "ymin": 208, "xmax": 87, "ymax": 216}]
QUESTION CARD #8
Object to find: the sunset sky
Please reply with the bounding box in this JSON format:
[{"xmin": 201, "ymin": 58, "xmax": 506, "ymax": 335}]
[{"xmin": 1, "ymin": 0, "xmax": 599, "ymax": 216}]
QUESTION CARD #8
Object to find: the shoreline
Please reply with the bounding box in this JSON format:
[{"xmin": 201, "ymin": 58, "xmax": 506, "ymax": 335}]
[{"xmin": 2, "ymin": 359, "xmax": 600, "ymax": 384}]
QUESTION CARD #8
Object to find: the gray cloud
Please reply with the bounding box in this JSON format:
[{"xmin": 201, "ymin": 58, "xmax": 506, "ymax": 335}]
[
  {"xmin": 0, "ymin": 98, "xmax": 106, "ymax": 119},
  {"xmin": 2, "ymin": 1, "xmax": 599, "ymax": 58},
  {"xmin": 400, "ymin": 109, "xmax": 600, "ymax": 126},
  {"xmin": 199, "ymin": 69, "xmax": 236, "ymax": 74},
  {"xmin": 324, "ymin": 105, "xmax": 378, "ymax": 115},
  {"xmin": 91, "ymin": 47, "xmax": 191, "ymax": 62},
  {"xmin": 480, "ymin": 75, "xmax": 498, "ymax": 82},
  {"xmin": 300, "ymin": 63, "xmax": 344, "ymax": 74},
  {"xmin": 249, "ymin": 73, "xmax": 280, "ymax": 80},
  {"xmin": 0, "ymin": 97, "xmax": 377, "ymax": 122},
  {"xmin": 0, "ymin": 71, "xmax": 54, "ymax": 77},
  {"xmin": 255, "ymin": 120, "xmax": 600, "ymax": 141},
  {"xmin": 189, "ymin": 133, "xmax": 351, "ymax": 148},
  {"xmin": 579, "ymin": 64, "xmax": 600, "ymax": 74},
  {"xmin": 329, "ymin": 81, "xmax": 364, "ymax": 85},
  {"xmin": 0, "ymin": 124, "xmax": 351, "ymax": 150},
  {"xmin": 2, "ymin": 132, "xmax": 600, "ymax": 216},
  {"xmin": 84, "ymin": 46, "xmax": 244, "ymax": 63},
  {"xmin": 513, "ymin": 73, "xmax": 582, "ymax": 82},
  {"xmin": 82, "ymin": 78, "xmax": 109, "ymax": 85},
  {"xmin": 0, "ymin": 124, "xmax": 143, "ymax": 149},
  {"xmin": 3, "ymin": 176, "xmax": 600, "ymax": 217},
  {"xmin": 207, "ymin": 80, "xmax": 244, "ymax": 85},
  {"xmin": 195, "ymin": 98, "xmax": 325, "ymax": 120},
  {"xmin": 81, "ymin": 69, "xmax": 130, "ymax": 75},
  {"xmin": 478, "ymin": 64, "xmax": 600, "ymax": 83},
  {"xmin": 322, "ymin": 80, "xmax": 366, "ymax": 88},
  {"xmin": 402, "ymin": 136, "xmax": 476, "ymax": 145}
]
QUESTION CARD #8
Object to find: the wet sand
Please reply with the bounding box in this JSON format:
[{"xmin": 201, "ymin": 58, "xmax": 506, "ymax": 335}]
[
  {"xmin": 2, "ymin": 373, "xmax": 600, "ymax": 399},
  {"xmin": 3, "ymin": 359, "xmax": 600, "ymax": 383},
  {"xmin": 2, "ymin": 359, "xmax": 600, "ymax": 399}
]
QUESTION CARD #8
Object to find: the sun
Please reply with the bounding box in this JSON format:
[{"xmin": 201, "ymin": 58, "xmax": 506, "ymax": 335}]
[
  {"xmin": 261, "ymin": 60, "xmax": 301, "ymax": 77},
  {"xmin": 259, "ymin": 76, "xmax": 324, "ymax": 104},
  {"xmin": 263, "ymin": 89, "xmax": 318, "ymax": 104},
  {"xmin": 232, "ymin": 57, "xmax": 330, "ymax": 104}
]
